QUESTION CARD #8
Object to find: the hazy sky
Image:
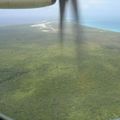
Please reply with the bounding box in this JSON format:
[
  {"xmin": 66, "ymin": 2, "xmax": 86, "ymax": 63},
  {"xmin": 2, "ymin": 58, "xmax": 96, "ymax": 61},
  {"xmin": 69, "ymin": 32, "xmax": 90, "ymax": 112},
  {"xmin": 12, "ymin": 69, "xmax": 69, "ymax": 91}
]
[{"xmin": 0, "ymin": 0, "xmax": 120, "ymax": 28}]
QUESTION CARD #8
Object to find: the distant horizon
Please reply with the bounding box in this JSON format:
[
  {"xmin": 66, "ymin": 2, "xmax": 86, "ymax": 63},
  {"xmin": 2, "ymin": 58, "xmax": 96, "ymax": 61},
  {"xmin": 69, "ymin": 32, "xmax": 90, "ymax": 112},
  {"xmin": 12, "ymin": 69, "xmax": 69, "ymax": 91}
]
[{"xmin": 0, "ymin": 19, "xmax": 119, "ymax": 33}]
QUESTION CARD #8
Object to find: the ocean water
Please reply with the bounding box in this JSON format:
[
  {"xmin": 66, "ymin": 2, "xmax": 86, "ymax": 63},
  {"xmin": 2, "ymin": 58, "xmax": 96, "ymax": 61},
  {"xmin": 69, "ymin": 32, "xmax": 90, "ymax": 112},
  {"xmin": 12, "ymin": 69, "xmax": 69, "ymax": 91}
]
[
  {"xmin": 82, "ymin": 21, "xmax": 120, "ymax": 32},
  {"xmin": 68, "ymin": 18, "xmax": 120, "ymax": 32}
]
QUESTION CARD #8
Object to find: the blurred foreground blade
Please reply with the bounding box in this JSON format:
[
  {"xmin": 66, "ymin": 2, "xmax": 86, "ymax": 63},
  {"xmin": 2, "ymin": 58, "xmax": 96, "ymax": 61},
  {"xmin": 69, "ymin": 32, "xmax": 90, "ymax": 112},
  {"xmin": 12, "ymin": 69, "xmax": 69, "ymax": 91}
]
[
  {"xmin": 71, "ymin": 0, "xmax": 79, "ymax": 23},
  {"xmin": 72, "ymin": 0, "xmax": 82, "ymax": 44},
  {"xmin": 59, "ymin": 0, "xmax": 67, "ymax": 47},
  {"xmin": 71, "ymin": 0, "xmax": 83, "ymax": 68}
]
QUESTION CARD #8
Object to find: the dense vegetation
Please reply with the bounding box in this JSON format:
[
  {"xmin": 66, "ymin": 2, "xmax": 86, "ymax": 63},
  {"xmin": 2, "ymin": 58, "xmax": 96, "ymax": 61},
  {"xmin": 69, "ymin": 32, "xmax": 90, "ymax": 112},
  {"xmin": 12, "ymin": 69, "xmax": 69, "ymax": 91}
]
[{"xmin": 0, "ymin": 23, "xmax": 120, "ymax": 120}]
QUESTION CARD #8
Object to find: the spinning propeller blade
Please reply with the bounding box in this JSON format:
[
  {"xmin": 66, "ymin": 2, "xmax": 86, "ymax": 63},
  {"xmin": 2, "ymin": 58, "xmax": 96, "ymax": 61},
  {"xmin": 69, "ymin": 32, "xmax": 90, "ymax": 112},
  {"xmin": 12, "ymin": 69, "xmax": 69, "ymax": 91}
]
[
  {"xmin": 59, "ymin": 0, "xmax": 68, "ymax": 46},
  {"xmin": 59, "ymin": 0, "xmax": 81, "ymax": 46}
]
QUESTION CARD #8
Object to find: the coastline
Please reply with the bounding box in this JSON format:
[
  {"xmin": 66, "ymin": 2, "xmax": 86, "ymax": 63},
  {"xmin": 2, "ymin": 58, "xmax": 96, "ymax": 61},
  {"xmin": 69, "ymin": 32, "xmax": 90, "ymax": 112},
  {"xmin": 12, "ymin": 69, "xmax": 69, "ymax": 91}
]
[
  {"xmin": 0, "ymin": 21, "xmax": 120, "ymax": 33},
  {"xmin": 82, "ymin": 23, "xmax": 120, "ymax": 33}
]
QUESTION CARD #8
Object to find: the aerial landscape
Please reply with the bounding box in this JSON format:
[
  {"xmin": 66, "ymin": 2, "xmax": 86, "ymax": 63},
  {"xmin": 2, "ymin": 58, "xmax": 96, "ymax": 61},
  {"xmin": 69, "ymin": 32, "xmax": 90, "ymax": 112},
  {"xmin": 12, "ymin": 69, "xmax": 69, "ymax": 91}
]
[
  {"xmin": 0, "ymin": 0, "xmax": 120, "ymax": 120},
  {"xmin": 0, "ymin": 22, "xmax": 120, "ymax": 120}
]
